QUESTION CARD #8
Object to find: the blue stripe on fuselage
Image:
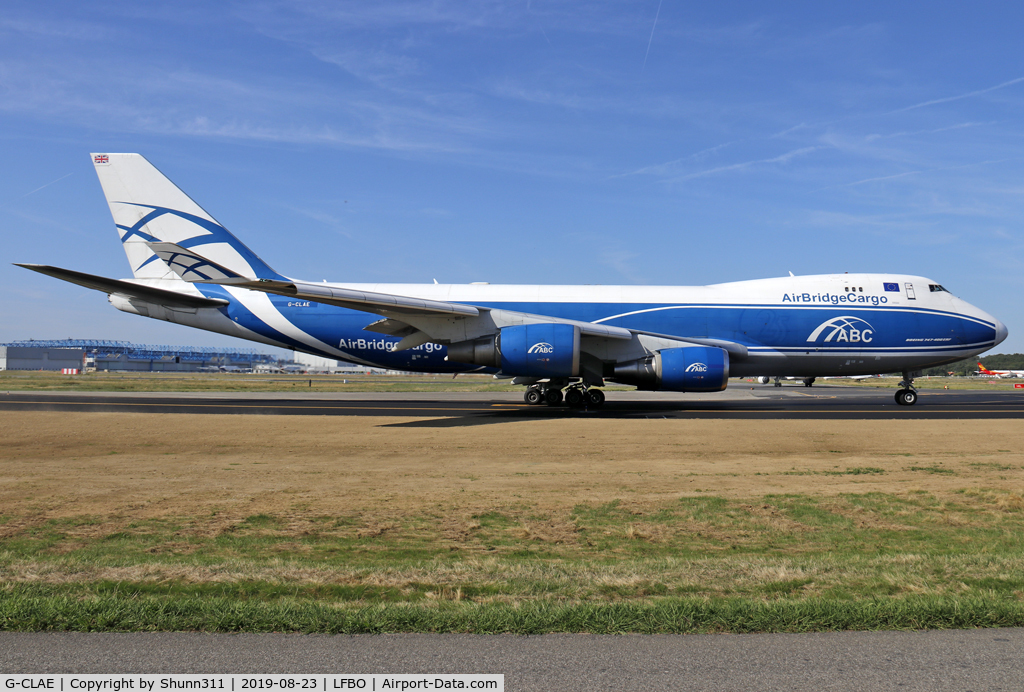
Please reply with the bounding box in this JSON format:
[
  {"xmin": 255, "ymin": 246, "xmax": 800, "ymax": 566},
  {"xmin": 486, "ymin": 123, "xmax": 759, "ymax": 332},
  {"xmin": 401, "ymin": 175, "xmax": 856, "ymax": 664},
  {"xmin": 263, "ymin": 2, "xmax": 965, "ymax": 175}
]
[{"xmin": 193, "ymin": 290, "xmax": 998, "ymax": 372}]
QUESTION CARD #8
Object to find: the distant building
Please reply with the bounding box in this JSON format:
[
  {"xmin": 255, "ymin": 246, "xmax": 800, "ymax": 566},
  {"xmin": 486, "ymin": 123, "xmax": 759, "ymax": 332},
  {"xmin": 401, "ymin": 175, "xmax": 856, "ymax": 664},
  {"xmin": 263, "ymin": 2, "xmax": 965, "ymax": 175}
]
[
  {"xmin": 0, "ymin": 345, "xmax": 85, "ymax": 372},
  {"xmin": 291, "ymin": 350, "xmax": 383, "ymax": 374},
  {"xmin": 1, "ymin": 340, "xmax": 277, "ymax": 373},
  {"xmin": 292, "ymin": 351, "xmax": 340, "ymax": 372}
]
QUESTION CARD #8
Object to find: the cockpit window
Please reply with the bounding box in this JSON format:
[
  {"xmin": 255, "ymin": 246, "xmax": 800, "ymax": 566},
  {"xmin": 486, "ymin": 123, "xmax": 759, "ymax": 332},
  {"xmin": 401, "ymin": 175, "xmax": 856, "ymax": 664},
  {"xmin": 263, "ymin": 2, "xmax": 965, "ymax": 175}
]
[{"xmin": 929, "ymin": 284, "xmax": 948, "ymax": 293}]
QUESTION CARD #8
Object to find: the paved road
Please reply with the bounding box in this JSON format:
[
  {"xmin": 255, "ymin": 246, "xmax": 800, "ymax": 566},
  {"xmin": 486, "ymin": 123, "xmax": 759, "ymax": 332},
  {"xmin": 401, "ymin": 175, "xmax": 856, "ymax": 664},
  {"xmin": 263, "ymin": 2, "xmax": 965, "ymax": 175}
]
[
  {"xmin": 2, "ymin": 386, "xmax": 1023, "ymax": 421},
  {"xmin": 2, "ymin": 630, "xmax": 1023, "ymax": 691}
]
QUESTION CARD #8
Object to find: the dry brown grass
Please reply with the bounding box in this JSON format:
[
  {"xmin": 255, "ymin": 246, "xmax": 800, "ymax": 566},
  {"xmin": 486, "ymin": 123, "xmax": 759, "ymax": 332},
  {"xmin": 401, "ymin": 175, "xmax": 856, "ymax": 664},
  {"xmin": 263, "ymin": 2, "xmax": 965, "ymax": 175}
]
[
  {"xmin": 0, "ymin": 412, "xmax": 1020, "ymax": 602},
  {"xmin": 2, "ymin": 412, "xmax": 1023, "ymax": 536}
]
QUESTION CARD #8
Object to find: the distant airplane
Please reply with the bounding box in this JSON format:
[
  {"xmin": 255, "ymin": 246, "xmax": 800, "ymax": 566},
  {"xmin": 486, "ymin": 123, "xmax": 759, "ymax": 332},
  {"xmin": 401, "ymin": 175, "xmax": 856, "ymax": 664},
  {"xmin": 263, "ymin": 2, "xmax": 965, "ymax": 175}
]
[
  {"xmin": 16, "ymin": 153, "xmax": 1008, "ymax": 407},
  {"xmin": 755, "ymin": 376, "xmax": 817, "ymax": 387},
  {"xmin": 754, "ymin": 374, "xmax": 880, "ymax": 387},
  {"xmin": 976, "ymin": 362, "xmax": 1024, "ymax": 378}
]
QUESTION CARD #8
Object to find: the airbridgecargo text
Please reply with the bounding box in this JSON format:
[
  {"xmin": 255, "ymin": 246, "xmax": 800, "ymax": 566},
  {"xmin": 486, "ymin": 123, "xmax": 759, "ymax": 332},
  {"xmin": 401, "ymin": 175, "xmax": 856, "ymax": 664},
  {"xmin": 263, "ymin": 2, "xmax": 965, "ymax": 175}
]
[
  {"xmin": 782, "ymin": 293, "xmax": 888, "ymax": 306},
  {"xmin": 338, "ymin": 339, "xmax": 442, "ymax": 353},
  {"xmin": 1, "ymin": 678, "xmax": 501, "ymax": 692}
]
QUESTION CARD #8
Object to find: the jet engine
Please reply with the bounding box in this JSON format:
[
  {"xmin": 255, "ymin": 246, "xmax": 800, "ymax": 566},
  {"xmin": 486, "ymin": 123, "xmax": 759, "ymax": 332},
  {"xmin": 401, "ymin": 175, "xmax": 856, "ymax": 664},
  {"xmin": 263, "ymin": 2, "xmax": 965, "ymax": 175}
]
[
  {"xmin": 612, "ymin": 346, "xmax": 729, "ymax": 392},
  {"xmin": 447, "ymin": 324, "xmax": 580, "ymax": 378}
]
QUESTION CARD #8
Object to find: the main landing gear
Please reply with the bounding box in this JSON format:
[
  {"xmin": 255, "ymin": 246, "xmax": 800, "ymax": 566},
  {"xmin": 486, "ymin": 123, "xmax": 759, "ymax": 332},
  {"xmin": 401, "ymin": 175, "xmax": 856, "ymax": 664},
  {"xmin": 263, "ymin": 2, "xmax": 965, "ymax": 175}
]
[
  {"xmin": 524, "ymin": 384, "xmax": 605, "ymax": 408},
  {"xmin": 523, "ymin": 387, "xmax": 563, "ymax": 406},
  {"xmin": 895, "ymin": 372, "xmax": 918, "ymax": 406}
]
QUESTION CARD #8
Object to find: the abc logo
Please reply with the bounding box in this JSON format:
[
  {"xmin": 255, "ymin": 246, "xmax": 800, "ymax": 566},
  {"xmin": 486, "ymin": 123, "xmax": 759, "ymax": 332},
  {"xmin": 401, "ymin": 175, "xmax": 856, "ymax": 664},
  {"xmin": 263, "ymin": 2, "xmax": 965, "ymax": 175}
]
[
  {"xmin": 807, "ymin": 316, "xmax": 875, "ymax": 343},
  {"xmin": 528, "ymin": 342, "xmax": 554, "ymax": 354}
]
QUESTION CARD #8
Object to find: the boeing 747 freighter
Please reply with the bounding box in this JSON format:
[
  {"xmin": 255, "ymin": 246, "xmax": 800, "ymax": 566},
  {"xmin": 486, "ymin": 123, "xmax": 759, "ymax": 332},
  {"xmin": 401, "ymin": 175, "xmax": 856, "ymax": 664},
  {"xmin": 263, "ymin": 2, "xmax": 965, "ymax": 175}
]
[{"xmin": 17, "ymin": 154, "xmax": 1008, "ymax": 407}]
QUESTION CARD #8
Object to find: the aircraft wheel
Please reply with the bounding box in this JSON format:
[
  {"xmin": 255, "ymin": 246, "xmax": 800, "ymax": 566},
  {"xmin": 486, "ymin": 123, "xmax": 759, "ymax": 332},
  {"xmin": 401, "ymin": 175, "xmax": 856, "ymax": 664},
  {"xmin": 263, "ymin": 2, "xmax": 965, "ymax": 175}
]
[
  {"xmin": 564, "ymin": 388, "xmax": 585, "ymax": 407},
  {"xmin": 524, "ymin": 388, "xmax": 543, "ymax": 405},
  {"xmin": 587, "ymin": 388, "xmax": 606, "ymax": 407},
  {"xmin": 895, "ymin": 389, "xmax": 918, "ymax": 406},
  {"xmin": 545, "ymin": 388, "xmax": 564, "ymax": 406}
]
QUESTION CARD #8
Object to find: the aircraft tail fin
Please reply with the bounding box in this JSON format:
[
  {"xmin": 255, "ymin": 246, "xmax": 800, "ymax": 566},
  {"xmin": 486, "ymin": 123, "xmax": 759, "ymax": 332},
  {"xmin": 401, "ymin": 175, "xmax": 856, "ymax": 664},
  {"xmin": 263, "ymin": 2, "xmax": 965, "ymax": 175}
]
[{"xmin": 90, "ymin": 153, "xmax": 283, "ymax": 282}]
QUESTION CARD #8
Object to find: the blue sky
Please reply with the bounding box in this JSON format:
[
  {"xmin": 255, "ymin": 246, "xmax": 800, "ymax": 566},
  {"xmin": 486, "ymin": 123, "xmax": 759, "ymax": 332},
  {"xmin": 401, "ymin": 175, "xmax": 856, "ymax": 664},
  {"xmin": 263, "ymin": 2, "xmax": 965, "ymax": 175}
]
[{"xmin": 3, "ymin": 1, "xmax": 1023, "ymax": 354}]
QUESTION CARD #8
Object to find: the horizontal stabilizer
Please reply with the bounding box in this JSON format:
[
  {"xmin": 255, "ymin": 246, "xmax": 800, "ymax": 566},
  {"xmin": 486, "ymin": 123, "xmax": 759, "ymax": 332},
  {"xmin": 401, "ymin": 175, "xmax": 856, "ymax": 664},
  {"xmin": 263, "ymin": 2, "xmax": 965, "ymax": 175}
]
[
  {"xmin": 15, "ymin": 264, "xmax": 229, "ymax": 308},
  {"xmin": 146, "ymin": 242, "xmax": 248, "ymax": 282}
]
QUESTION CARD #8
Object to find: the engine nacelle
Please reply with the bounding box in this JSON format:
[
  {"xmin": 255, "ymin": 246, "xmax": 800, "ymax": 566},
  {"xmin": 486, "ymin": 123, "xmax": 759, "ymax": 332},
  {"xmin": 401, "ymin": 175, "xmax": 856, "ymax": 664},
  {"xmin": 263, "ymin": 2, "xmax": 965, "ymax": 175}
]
[
  {"xmin": 447, "ymin": 324, "xmax": 580, "ymax": 377},
  {"xmin": 446, "ymin": 334, "xmax": 500, "ymax": 368},
  {"xmin": 613, "ymin": 346, "xmax": 729, "ymax": 392}
]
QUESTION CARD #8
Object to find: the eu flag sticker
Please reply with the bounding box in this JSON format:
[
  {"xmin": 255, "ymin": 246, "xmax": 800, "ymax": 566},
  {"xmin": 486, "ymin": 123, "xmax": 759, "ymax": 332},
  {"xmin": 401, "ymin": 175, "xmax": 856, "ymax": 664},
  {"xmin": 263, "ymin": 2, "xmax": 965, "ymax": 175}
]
[{"xmin": 883, "ymin": 282, "xmax": 900, "ymax": 292}]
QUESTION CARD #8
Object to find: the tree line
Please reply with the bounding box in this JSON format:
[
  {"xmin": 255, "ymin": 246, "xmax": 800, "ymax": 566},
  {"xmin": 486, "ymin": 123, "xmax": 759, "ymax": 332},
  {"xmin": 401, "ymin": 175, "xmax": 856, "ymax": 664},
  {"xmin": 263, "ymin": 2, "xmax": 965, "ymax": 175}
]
[{"xmin": 920, "ymin": 353, "xmax": 1024, "ymax": 377}]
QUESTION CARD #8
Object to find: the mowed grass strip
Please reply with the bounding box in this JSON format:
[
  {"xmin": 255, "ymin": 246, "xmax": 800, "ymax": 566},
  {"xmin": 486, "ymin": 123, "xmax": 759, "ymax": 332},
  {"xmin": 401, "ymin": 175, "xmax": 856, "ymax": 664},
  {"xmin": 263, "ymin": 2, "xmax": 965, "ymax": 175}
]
[
  {"xmin": 0, "ymin": 371, "xmax": 523, "ymax": 393},
  {"xmin": 1, "ymin": 370, "xmax": 1019, "ymax": 392},
  {"xmin": 3, "ymin": 588, "xmax": 1023, "ymax": 634},
  {"xmin": 2, "ymin": 490, "xmax": 1023, "ymax": 631}
]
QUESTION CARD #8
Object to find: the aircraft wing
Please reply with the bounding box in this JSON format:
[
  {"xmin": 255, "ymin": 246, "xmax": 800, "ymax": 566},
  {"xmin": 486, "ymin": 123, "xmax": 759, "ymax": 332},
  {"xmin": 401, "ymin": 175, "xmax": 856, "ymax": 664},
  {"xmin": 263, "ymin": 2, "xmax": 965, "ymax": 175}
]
[
  {"xmin": 15, "ymin": 263, "xmax": 229, "ymax": 309},
  {"xmin": 146, "ymin": 241, "xmax": 635, "ymax": 341},
  {"xmin": 146, "ymin": 241, "xmax": 482, "ymax": 317}
]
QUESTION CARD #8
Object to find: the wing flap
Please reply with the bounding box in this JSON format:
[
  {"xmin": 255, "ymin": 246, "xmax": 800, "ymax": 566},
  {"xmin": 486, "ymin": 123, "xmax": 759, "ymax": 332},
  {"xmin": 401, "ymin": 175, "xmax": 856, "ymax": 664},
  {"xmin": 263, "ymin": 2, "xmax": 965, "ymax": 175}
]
[
  {"xmin": 633, "ymin": 331, "xmax": 748, "ymax": 358},
  {"xmin": 364, "ymin": 318, "xmax": 418, "ymax": 337}
]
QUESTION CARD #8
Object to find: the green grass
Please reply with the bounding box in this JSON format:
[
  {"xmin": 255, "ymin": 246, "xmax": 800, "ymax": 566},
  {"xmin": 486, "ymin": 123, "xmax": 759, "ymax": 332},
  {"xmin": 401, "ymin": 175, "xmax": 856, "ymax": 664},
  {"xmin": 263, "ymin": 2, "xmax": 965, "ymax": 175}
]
[
  {"xmin": 2, "ymin": 587, "xmax": 1022, "ymax": 633},
  {"xmin": 3, "ymin": 370, "xmax": 1020, "ymax": 393},
  {"xmin": 0, "ymin": 371, "xmax": 523, "ymax": 393},
  {"xmin": 3, "ymin": 491, "xmax": 1023, "ymax": 632},
  {"xmin": 800, "ymin": 376, "xmax": 1024, "ymax": 391}
]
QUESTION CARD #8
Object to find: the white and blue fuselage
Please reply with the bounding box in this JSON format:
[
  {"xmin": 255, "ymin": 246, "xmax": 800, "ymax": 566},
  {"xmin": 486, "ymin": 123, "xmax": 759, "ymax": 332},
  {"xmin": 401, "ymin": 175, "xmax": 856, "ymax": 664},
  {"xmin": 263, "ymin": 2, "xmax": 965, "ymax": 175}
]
[
  {"xmin": 19, "ymin": 153, "xmax": 1007, "ymax": 407},
  {"xmin": 128, "ymin": 273, "xmax": 1003, "ymax": 379}
]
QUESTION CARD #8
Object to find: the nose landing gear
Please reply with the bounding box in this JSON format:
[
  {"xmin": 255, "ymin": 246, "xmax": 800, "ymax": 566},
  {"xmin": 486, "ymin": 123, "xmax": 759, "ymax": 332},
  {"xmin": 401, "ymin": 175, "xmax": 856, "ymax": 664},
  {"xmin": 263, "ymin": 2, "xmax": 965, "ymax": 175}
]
[{"xmin": 895, "ymin": 372, "xmax": 919, "ymax": 406}]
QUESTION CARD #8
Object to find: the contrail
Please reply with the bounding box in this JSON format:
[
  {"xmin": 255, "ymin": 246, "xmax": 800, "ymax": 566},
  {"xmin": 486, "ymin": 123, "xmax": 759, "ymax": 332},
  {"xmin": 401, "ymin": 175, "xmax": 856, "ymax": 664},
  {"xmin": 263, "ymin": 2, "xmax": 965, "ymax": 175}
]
[
  {"xmin": 642, "ymin": 0, "xmax": 663, "ymax": 73},
  {"xmin": 22, "ymin": 172, "xmax": 73, "ymax": 198},
  {"xmin": 889, "ymin": 76, "xmax": 1024, "ymax": 115}
]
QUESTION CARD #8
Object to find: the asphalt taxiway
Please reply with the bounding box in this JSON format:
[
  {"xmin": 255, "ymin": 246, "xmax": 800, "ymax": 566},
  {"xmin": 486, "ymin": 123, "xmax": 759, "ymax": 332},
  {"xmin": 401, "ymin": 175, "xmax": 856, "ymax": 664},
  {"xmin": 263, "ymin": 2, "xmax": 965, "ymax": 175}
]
[
  {"xmin": 2, "ymin": 629, "xmax": 1023, "ymax": 691},
  {"xmin": 1, "ymin": 385, "xmax": 1022, "ymax": 420}
]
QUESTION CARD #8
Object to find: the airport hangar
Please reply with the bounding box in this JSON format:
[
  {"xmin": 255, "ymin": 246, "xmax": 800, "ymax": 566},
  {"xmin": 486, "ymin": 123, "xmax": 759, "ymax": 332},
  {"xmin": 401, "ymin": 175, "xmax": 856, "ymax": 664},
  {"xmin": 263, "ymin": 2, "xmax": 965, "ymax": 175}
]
[{"xmin": 0, "ymin": 339, "xmax": 378, "ymax": 374}]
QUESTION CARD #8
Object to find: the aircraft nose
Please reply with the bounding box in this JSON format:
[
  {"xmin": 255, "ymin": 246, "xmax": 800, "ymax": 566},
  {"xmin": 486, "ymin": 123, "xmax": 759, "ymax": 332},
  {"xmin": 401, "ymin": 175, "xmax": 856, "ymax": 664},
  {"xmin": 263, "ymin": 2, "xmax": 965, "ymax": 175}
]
[{"xmin": 995, "ymin": 319, "xmax": 1008, "ymax": 346}]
